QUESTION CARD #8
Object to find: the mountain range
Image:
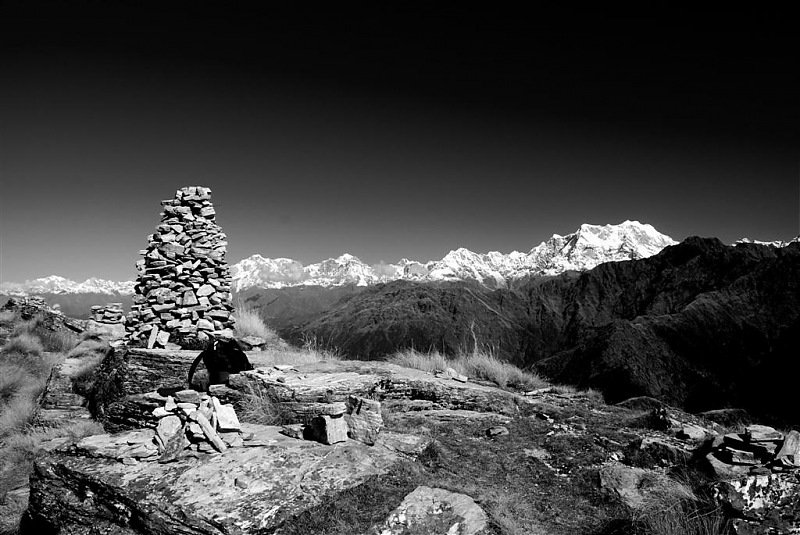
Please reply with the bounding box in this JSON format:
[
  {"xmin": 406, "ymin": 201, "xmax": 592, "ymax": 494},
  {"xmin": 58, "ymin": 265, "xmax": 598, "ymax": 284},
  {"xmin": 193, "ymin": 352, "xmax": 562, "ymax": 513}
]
[
  {"xmin": 1, "ymin": 221, "xmax": 684, "ymax": 295},
  {"xmin": 289, "ymin": 237, "xmax": 800, "ymax": 424}
]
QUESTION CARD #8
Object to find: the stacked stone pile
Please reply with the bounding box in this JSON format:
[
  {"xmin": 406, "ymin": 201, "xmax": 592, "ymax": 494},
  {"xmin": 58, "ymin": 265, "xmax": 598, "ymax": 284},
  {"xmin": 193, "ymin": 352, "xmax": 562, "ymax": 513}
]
[
  {"xmin": 706, "ymin": 424, "xmax": 800, "ymax": 476},
  {"xmin": 126, "ymin": 186, "xmax": 235, "ymax": 348},
  {"xmin": 151, "ymin": 390, "xmax": 246, "ymax": 462},
  {"xmin": 89, "ymin": 303, "xmax": 124, "ymax": 324}
]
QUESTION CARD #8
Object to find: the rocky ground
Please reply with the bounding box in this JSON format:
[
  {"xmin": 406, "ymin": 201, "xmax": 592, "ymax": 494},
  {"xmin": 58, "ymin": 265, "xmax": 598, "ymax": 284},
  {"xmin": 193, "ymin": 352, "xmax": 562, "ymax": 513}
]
[{"xmin": 17, "ymin": 347, "xmax": 800, "ymax": 534}]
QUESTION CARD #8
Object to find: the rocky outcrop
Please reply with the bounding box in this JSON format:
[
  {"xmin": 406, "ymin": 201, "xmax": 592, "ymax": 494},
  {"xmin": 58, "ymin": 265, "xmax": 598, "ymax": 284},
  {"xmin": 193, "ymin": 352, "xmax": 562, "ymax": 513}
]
[
  {"xmin": 293, "ymin": 239, "xmax": 800, "ymax": 423},
  {"xmin": 125, "ymin": 186, "xmax": 235, "ymax": 348},
  {"xmin": 23, "ymin": 424, "xmax": 416, "ymax": 534}
]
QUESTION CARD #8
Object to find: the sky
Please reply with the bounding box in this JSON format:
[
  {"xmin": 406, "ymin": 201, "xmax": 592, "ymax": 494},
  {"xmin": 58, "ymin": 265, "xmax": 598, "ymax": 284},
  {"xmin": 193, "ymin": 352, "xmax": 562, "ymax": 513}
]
[{"xmin": 1, "ymin": 9, "xmax": 798, "ymax": 283}]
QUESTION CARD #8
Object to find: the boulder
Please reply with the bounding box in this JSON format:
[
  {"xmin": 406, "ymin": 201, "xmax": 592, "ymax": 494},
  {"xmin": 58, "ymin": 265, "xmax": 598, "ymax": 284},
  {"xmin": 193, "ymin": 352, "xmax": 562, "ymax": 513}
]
[
  {"xmin": 745, "ymin": 425, "xmax": 783, "ymax": 443},
  {"xmin": 345, "ymin": 395, "xmax": 383, "ymax": 445},
  {"xmin": 371, "ymin": 486, "xmax": 487, "ymax": 535},
  {"xmin": 310, "ymin": 414, "xmax": 348, "ymax": 445},
  {"xmin": 775, "ymin": 430, "xmax": 800, "ymax": 467},
  {"xmin": 24, "ymin": 424, "xmax": 414, "ymax": 534}
]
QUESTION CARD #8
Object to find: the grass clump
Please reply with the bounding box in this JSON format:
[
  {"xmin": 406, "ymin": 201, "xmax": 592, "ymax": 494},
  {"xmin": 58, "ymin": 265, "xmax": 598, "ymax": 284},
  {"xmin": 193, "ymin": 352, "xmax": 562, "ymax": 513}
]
[
  {"xmin": 232, "ymin": 301, "xmax": 279, "ymax": 341},
  {"xmin": 388, "ymin": 349, "xmax": 547, "ymax": 391},
  {"xmin": 2, "ymin": 333, "xmax": 44, "ymax": 357}
]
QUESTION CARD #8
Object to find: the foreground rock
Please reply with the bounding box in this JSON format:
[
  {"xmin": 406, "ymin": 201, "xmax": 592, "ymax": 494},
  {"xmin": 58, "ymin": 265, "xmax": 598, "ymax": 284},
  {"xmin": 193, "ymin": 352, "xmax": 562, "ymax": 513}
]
[
  {"xmin": 372, "ymin": 486, "xmax": 487, "ymax": 535},
  {"xmin": 24, "ymin": 424, "xmax": 419, "ymax": 534}
]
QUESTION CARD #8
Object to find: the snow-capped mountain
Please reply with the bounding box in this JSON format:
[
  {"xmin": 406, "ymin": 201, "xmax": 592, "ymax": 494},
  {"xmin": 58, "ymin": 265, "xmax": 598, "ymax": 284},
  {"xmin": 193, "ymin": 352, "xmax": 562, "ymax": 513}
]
[
  {"xmin": 6, "ymin": 221, "xmax": 796, "ymax": 296},
  {"xmin": 0, "ymin": 276, "xmax": 135, "ymax": 296},
  {"xmin": 230, "ymin": 220, "xmax": 678, "ymax": 290},
  {"xmin": 735, "ymin": 237, "xmax": 800, "ymax": 248}
]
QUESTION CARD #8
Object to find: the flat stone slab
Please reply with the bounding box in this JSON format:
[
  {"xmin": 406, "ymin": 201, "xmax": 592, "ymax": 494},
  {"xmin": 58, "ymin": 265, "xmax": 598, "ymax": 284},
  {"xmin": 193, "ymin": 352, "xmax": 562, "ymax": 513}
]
[
  {"xmin": 27, "ymin": 424, "xmax": 413, "ymax": 534},
  {"xmin": 227, "ymin": 360, "xmax": 529, "ymax": 419}
]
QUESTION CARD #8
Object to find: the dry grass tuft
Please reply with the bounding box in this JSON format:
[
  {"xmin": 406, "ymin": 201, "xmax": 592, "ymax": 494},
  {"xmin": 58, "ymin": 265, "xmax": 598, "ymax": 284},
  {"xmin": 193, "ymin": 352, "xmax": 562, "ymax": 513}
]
[
  {"xmin": 388, "ymin": 349, "xmax": 547, "ymax": 391},
  {"xmin": 0, "ymin": 310, "xmax": 19, "ymax": 324},
  {"xmin": 232, "ymin": 301, "xmax": 279, "ymax": 341},
  {"xmin": 2, "ymin": 333, "xmax": 44, "ymax": 357},
  {"xmin": 235, "ymin": 382, "xmax": 287, "ymax": 425}
]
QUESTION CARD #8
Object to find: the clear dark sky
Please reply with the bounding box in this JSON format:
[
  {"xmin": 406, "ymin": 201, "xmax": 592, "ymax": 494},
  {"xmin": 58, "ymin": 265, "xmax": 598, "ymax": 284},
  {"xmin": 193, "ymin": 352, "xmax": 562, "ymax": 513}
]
[{"xmin": 1, "ymin": 9, "xmax": 798, "ymax": 282}]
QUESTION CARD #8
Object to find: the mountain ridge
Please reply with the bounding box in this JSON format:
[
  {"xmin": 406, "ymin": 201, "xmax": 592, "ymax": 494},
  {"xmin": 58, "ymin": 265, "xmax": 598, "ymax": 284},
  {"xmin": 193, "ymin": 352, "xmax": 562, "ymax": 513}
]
[{"xmin": 3, "ymin": 221, "xmax": 797, "ymax": 296}]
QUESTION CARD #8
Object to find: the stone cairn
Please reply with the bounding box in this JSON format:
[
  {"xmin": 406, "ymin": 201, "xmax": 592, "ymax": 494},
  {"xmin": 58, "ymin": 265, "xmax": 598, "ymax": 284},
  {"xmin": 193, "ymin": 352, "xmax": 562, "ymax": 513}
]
[
  {"xmin": 125, "ymin": 186, "xmax": 235, "ymax": 348},
  {"xmin": 89, "ymin": 303, "xmax": 124, "ymax": 325}
]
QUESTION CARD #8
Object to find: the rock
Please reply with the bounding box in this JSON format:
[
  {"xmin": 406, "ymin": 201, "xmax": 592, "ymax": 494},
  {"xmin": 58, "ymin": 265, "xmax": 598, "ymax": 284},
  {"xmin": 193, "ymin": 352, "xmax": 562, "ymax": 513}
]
[
  {"xmin": 345, "ymin": 395, "xmax": 383, "ymax": 445},
  {"xmin": 638, "ymin": 436, "xmax": 692, "ymax": 465},
  {"xmin": 745, "ymin": 424, "xmax": 783, "ymax": 443},
  {"xmin": 371, "ymin": 486, "xmax": 487, "ymax": 535},
  {"xmin": 713, "ymin": 473, "xmax": 800, "ymax": 530},
  {"xmin": 164, "ymin": 396, "xmax": 177, "ymax": 411},
  {"xmin": 310, "ymin": 414, "xmax": 348, "ymax": 445},
  {"xmin": 280, "ymin": 424, "xmax": 306, "ymax": 440},
  {"xmin": 174, "ymin": 389, "xmax": 202, "ymax": 404},
  {"xmin": 189, "ymin": 411, "xmax": 227, "ymax": 453},
  {"xmin": 151, "ymin": 407, "xmax": 170, "ymax": 418},
  {"xmin": 239, "ymin": 336, "xmax": 266, "ymax": 350},
  {"xmin": 704, "ymin": 452, "xmax": 752, "ymax": 480},
  {"xmin": 677, "ymin": 424, "xmax": 709, "ymax": 442},
  {"xmin": 599, "ymin": 464, "xmax": 692, "ymax": 510},
  {"xmin": 211, "ymin": 397, "xmax": 241, "ymax": 432},
  {"xmin": 727, "ymin": 448, "xmax": 758, "ymax": 465},
  {"xmin": 196, "ymin": 284, "xmax": 215, "ymax": 297},
  {"xmin": 775, "ymin": 430, "xmax": 800, "ymax": 467},
  {"xmin": 155, "ymin": 415, "xmax": 182, "ymax": 446},
  {"xmin": 147, "ymin": 326, "xmax": 159, "ymax": 349},
  {"xmin": 26, "ymin": 425, "xmax": 412, "ymax": 534},
  {"xmin": 486, "ymin": 426, "xmax": 509, "ymax": 437},
  {"xmin": 226, "ymin": 360, "xmax": 528, "ymax": 422}
]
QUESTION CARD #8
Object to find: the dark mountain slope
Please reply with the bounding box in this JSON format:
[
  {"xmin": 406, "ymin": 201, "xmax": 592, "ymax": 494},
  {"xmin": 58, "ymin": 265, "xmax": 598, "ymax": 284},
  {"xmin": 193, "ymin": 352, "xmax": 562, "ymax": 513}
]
[{"xmin": 293, "ymin": 239, "xmax": 800, "ymax": 420}]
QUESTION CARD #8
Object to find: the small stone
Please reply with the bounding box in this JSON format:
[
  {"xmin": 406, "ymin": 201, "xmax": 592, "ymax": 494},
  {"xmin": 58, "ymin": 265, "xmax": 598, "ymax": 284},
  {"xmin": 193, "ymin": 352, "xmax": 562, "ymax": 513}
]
[
  {"xmin": 156, "ymin": 330, "xmax": 170, "ymax": 347},
  {"xmin": 344, "ymin": 395, "xmax": 383, "ymax": 445},
  {"xmin": 677, "ymin": 424, "xmax": 708, "ymax": 442},
  {"xmin": 121, "ymin": 457, "xmax": 138, "ymax": 466},
  {"xmin": 234, "ymin": 477, "xmax": 248, "ymax": 489},
  {"xmin": 182, "ymin": 290, "xmax": 199, "ymax": 306},
  {"xmin": 745, "ymin": 424, "xmax": 783, "ymax": 443},
  {"xmin": 147, "ymin": 326, "xmax": 159, "ymax": 349},
  {"xmin": 728, "ymin": 448, "xmax": 758, "ymax": 465},
  {"xmin": 310, "ymin": 414, "xmax": 348, "ymax": 445},
  {"xmin": 174, "ymin": 390, "xmax": 202, "ymax": 404},
  {"xmin": 486, "ymin": 426, "xmax": 509, "ymax": 437},
  {"xmin": 196, "ymin": 284, "xmax": 215, "ymax": 297},
  {"xmin": 197, "ymin": 319, "xmax": 214, "ymax": 331},
  {"xmin": 164, "ymin": 396, "xmax": 177, "ymax": 411},
  {"xmin": 211, "ymin": 397, "xmax": 241, "ymax": 432},
  {"xmin": 775, "ymin": 430, "xmax": 800, "ymax": 467},
  {"xmin": 280, "ymin": 424, "xmax": 306, "ymax": 440},
  {"xmin": 152, "ymin": 407, "xmax": 170, "ymax": 418}
]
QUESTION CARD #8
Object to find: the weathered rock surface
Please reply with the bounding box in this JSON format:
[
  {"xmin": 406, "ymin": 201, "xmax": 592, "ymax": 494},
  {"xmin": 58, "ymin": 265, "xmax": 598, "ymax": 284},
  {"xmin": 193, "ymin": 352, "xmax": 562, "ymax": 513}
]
[
  {"xmin": 371, "ymin": 486, "xmax": 487, "ymax": 535},
  {"xmin": 599, "ymin": 463, "xmax": 692, "ymax": 510},
  {"xmin": 226, "ymin": 360, "xmax": 528, "ymax": 420},
  {"xmin": 345, "ymin": 395, "xmax": 383, "ymax": 445},
  {"xmin": 24, "ymin": 424, "xmax": 413, "ymax": 534}
]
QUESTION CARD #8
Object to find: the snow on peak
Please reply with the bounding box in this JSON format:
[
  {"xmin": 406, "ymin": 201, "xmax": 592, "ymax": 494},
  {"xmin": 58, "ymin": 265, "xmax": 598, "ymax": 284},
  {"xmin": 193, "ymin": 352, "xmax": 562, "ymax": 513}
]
[{"xmin": 2, "ymin": 221, "xmax": 690, "ymax": 294}]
